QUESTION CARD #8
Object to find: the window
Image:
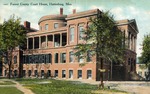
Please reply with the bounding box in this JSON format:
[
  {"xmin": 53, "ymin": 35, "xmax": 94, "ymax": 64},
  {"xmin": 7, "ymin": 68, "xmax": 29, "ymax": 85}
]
[
  {"xmin": 28, "ymin": 70, "xmax": 31, "ymax": 77},
  {"xmin": 138, "ymin": 71, "xmax": 142, "ymax": 76},
  {"xmin": 60, "ymin": 53, "xmax": 66, "ymax": 63},
  {"xmin": 45, "ymin": 24, "xmax": 48, "ymax": 30},
  {"xmin": 34, "ymin": 70, "xmax": 38, "ymax": 77},
  {"xmin": 10, "ymin": 70, "xmax": 12, "ymax": 76},
  {"xmin": 23, "ymin": 70, "xmax": 26, "ymax": 77},
  {"xmin": 14, "ymin": 56, "xmax": 17, "ymax": 64},
  {"xmin": 78, "ymin": 70, "xmax": 82, "ymax": 79},
  {"xmin": 87, "ymin": 70, "xmax": 92, "ymax": 79},
  {"xmin": 69, "ymin": 51, "xmax": 74, "ymax": 62},
  {"xmin": 78, "ymin": 26, "xmax": 84, "ymax": 40},
  {"xmin": 54, "ymin": 23, "xmax": 58, "ymax": 29},
  {"xmin": 14, "ymin": 70, "xmax": 17, "ymax": 77},
  {"xmin": 41, "ymin": 70, "xmax": 44, "ymax": 77},
  {"xmin": 70, "ymin": 27, "xmax": 74, "ymax": 42},
  {"xmin": 4, "ymin": 57, "xmax": 7, "ymax": 64},
  {"xmin": 55, "ymin": 53, "xmax": 58, "ymax": 63},
  {"xmin": 4, "ymin": 70, "xmax": 7, "ymax": 76},
  {"xmin": 87, "ymin": 50, "xmax": 92, "ymax": 62},
  {"xmin": 62, "ymin": 70, "xmax": 66, "ymax": 78},
  {"xmin": 55, "ymin": 70, "xmax": 58, "ymax": 77},
  {"xmin": 69, "ymin": 70, "xmax": 73, "ymax": 78},
  {"xmin": 79, "ymin": 54, "xmax": 84, "ymax": 63},
  {"xmin": 128, "ymin": 58, "xmax": 131, "ymax": 65},
  {"xmin": 47, "ymin": 70, "xmax": 51, "ymax": 77}
]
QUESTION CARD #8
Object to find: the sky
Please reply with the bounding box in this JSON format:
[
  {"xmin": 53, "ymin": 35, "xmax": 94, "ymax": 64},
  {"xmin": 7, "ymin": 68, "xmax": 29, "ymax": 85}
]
[{"xmin": 0, "ymin": 0, "xmax": 150, "ymax": 58}]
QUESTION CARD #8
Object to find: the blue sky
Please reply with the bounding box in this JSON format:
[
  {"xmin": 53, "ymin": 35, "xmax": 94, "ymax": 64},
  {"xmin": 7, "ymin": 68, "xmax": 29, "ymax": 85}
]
[{"xmin": 0, "ymin": 0, "xmax": 150, "ymax": 58}]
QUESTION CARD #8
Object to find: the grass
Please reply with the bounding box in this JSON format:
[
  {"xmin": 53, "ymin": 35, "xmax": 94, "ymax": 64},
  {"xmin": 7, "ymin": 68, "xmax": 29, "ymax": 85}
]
[
  {"xmin": 16, "ymin": 78, "xmax": 96, "ymax": 94},
  {"xmin": 0, "ymin": 87, "xmax": 23, "ymax": 94},
  {"xmin": 15, "ymin": 78, "xmax": 127, "ymax": 94},
  {"xmin": 0, "ymin": 81, "xmax": 16, "ymax": 85}
]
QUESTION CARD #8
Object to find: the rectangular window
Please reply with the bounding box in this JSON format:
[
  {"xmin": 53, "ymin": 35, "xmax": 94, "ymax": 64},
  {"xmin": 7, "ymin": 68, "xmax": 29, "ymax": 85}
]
[
  {"xmin": 28, "ymin": 70, "xmax": 31, "ymax": 77},
  {"xmin": 138, "ymin": 71, "xmax": 142, "ymax": 76},
  {"xmin": 47, "ymin": 70, "xmax": 51, "ymax": 77},
  {"xmin": 23, "ymin": 70, "xmax": 26, "ymax": 77},
  {"xmin": 78, "ymin": 26, "xmax": 84, "ymax": 40},
  {"xmin": 41, "ymin": 70, "xmax": 44, "ymax": 77},
  {"xmin": 54, "ymin": 23, "xmax": 58, "ymax": 29},
  {"xmin": 62, "ymin": 70, "xmax": 66, "ymax": 78},
  {"xmin": 34, "ymin": 70, "xmax": 38, "ymax": 77},
  {"xmin": 14, "ymin": 56, "xmax": 17, "ymax": 64},
  {"xmin": 4, "ymin": 70, "xmax": 7, "ymax": 76},
  {"xmin": 78, "ymin": 70, "xmax": 82, "ymax": 79},
  {"xmin": 14, "ymin": 70, "xmax": 17, "ymax": 77},
  {"xmin": 79, "ymin": 54, "xmax": 84, "ymax": 63},
  {"xmin": 128, "ymin": 58, "xmax": 131, "ymax": 65},
  {"xmin": 87, "ymin": 70, "xmax": 92, "ymax": 79},
  {"xmin": 4, "ymin": 57, "xmax": 7, "ymax": 64},
  {"xmin": 60, "ymin": 53, "xmax": 66, "ymax": 63},
  {"xmin": 55, "ymin": 53, "xmax": 58, "ymax": 63},
  {"xmin": 69, "ymin": 51, "xmax": 74, "ymax": 63},
  {"xmin": 45, "ymin": 24, "xmax": 48, "ymax": 30},
  {"xmin": 55, "ymin": 70, "xmax": 58, "ymax": 77},
  {"xmin": 87, "ymin": 50, "xmax": 92, "ymax": 62},
  {"xmin": 70, "ymin": 27, "xmax": 74, "ymax": 42},
  {"xmin": 69, "ymin": 70, "xmax": 73, "ymax": 78}
]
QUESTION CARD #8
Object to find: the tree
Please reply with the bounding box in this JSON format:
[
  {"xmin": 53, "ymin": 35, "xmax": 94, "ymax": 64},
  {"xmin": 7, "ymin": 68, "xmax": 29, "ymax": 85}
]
[
  {"xmin": 0, "ymin": 15, "xmax": 26, "ymax": 79},
  {"xmin": 139, "ymin": 33, "xmax": 150, "ymax": 79},
  {"xmin": 74, "ymin": 11, "xmax": 125, "ymax": 88}
]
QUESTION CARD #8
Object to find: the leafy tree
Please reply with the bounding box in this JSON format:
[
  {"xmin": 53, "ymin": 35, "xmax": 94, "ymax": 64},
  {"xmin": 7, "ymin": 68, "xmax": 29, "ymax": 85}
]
[
  {"xmin": 139, "ymin": 33, "xmax": 150, "ymax": 69},
  {"xmin": 74, "ymin": 11, "xmax": 125, "ymax": 88},
  {"xmin": 0, "ymin": 15, "xmax": 26, "ymax": 79}
]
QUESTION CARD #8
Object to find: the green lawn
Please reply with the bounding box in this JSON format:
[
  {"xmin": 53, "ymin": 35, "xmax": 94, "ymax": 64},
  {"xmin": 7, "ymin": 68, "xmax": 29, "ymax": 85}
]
[
  {"xmin": 0, "ymin": 81, "xmax": 15, "ymax": 85},
  {"xmin": 15, "ymin": 78, "xmax": 128, "ymax": 94},
  {"xmin": 0, "ymin": 87, "xmax": 23, "ymax": 94},
  {"xmin": 16, "ymin": 78, "xmax": 97, "ymax": 94}
]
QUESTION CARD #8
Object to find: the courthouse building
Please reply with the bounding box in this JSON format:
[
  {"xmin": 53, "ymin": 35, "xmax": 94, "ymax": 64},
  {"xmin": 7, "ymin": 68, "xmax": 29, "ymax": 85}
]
[{"xmin": 2, "ymin": 8, "xmax": 139, "ymax": 81}]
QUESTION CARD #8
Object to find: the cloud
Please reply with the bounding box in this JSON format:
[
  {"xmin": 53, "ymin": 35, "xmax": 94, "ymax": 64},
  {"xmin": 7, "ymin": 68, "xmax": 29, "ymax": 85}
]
[
  {"xmin": 90, "ymin": 5, "xmax": 105, "ymax": 11},
  {"xmin": 110, "ymin": 7, "xmax": 128, "ymax": 20}
]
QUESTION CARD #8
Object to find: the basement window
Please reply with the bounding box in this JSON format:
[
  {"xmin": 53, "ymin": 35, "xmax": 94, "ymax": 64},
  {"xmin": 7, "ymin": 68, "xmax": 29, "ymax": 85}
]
[
  {"xmin": 78, "ymin": 70, "xmax": 82, "ymax": 79},
  {"xmin": 55, "ymin": 70, "xmax": 58, "ymax": 77},
  {"xmin": 62, "ymin": 70, "xmax": 66, "ymax": 78}
]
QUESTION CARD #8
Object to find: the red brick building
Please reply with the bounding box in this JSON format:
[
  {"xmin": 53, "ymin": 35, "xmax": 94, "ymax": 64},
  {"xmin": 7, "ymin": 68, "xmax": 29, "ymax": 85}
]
[{"xmin": 2, "ymin": 8, "xmax": 139, "ymax": 81}]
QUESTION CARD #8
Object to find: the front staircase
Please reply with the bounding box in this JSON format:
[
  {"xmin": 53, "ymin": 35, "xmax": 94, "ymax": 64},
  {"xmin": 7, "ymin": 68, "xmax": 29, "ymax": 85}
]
[{"xmin": 129, "ymin": 71, "xmax": 144, "ymax": 81}]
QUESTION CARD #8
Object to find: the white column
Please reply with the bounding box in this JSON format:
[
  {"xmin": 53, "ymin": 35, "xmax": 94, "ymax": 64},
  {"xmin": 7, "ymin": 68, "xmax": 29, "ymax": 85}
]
[
  {"xmin": 130, "ymin": 34, "xmax": 132, "ymax": 50},
  {"xmin": 60, "ymin": 33, "xmax": 62, "ymax": 47},
  {"xmin": 53, "ymin": 34, "xmax": 55, "ymax": 47},
  {"xmin": 134, "ymin": 37, "xmax": 136, "ymax": 52},
  {"xmin": 67, "ymin": 26, "xmax": 69, "ymax": 45},
  {"xmin": 27, "ymin": 38, "xmax": 29, "ymax": 49},
  {"xmin": 33, "ymin": 37, "xmax": 34, "ymax": 49},
  {"xmin": 131, "ymin": 35, "xmax": 133, "ymax": 51},
  {"xmin": 39, "ymin": 36, "xmax": 41, "ymax": 49},
  {"xmin": 132, "ymin": 36, "xmax": 134, "ymax": 51},
  {"xmin": 46, "ymin": 35, "xmax": 48, "ymax": 48}
]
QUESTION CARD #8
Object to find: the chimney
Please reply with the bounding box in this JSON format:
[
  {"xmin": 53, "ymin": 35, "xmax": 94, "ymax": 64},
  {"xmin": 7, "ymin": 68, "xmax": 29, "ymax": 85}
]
[
  {"xmin": 24, "ymin": 21, "xmax": 30, "ymax": 29},
  {"xmin": 73, "ymin": 9, "xmax": 76, "ymax": 14},
  {"xmin": 60, "ymin": 8, "xmax": 63, "ymax": 15}
]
